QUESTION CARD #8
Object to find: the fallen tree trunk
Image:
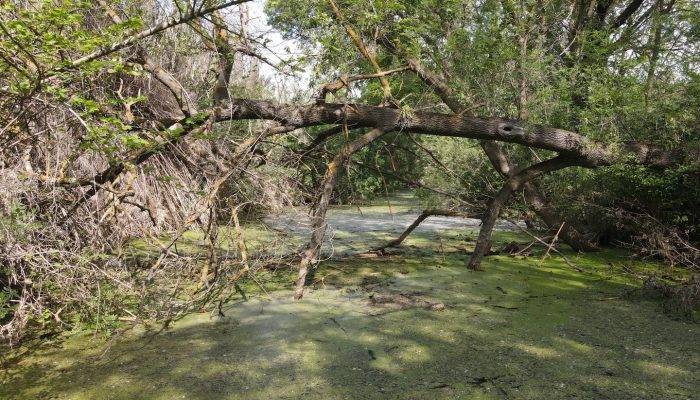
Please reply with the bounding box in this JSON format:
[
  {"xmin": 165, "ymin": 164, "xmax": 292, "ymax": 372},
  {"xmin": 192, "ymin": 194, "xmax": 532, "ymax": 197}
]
[
  {"xmin": 371, "ymin": 209, "xmax": 481, "ymax": 253},
  {"xmin": 212, "ymin": 99, "xmax": 698, "ymax": 169},
  {"xmin": 74, "ymin": 98, "xmax": 698, "ymax": 211}
]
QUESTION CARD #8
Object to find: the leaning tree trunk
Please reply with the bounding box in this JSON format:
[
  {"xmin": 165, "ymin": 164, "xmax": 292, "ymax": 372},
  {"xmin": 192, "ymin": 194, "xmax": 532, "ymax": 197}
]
[
  {"xmin": 371, "ymin": 209, "xmax": 480, "ymax": 253},
  {"xmin": 294, "ymin": 128, "xmax": 387, "ymax": 299},
  {"xmin": 468, "ymin": 156, "xmax": 580, "ymax": 270},
  {"xmin": 522, "ymin": 185, "xmax": 598, "ymax": 251}
]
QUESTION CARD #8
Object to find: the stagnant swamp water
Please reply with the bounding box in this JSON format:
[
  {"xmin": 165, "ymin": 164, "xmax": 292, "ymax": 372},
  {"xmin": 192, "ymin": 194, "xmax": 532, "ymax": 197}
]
[{"xmin": 1, "ymin": 195, "xmax": 699, "ymax": 399}]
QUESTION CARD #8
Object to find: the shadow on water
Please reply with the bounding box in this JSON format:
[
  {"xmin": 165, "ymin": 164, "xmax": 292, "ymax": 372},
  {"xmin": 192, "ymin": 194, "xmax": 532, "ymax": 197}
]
[{"xmin": 2, "ymin": 252, "xmax": 699, "ymax": 400}]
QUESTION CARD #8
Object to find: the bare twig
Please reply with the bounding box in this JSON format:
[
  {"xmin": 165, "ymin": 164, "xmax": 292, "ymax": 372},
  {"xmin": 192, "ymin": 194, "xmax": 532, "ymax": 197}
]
[{"xmin": 507, "ymin": 219, "xmax": 586, "ymax": 273}]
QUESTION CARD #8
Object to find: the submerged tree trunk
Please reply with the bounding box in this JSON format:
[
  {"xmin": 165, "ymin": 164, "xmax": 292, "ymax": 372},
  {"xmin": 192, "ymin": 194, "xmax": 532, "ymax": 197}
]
[
  {"xmin": 294, "ymin": 128, "xmax": 387, "ymax": 299},
  {"xmin": 371, "ymin": 209, "xmax": 481, "ymax": 253}
]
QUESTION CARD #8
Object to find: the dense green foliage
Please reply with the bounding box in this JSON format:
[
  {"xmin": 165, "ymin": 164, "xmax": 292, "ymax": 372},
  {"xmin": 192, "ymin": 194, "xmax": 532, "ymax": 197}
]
[{"xmin": 267, "ymin": 0, "xmax": 700, "ymax": 241}]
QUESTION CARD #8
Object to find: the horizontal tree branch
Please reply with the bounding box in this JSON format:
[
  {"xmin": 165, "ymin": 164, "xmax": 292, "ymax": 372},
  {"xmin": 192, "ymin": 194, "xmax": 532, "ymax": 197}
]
[
  {"xmin": 62, "ymin": 93, "xmax": 696, "ymax": 220},
  {"xmin": 371, "ymin": 209, "xmax": 482, "ymax": 253},
  {"xmin": 212, "ymin": 98, "xmax": 698, "ymax": 169}
]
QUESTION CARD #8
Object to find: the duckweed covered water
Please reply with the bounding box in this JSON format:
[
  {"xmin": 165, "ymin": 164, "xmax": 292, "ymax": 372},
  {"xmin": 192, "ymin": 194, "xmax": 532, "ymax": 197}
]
[{"xmin": 2, "ymin": 198, "xmax": 699, "ymax": 399}]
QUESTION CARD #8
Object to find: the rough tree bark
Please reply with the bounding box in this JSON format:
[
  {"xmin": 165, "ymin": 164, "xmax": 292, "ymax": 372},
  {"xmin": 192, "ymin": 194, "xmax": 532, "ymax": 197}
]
[
  {"xmin": 294, "ymin": 128, "xmax": 387, "ymax": 300},
  {"xmin": 73, "ymin": 97, "xmax": 692, "ymax": 206},
  {"xmin": 209, "ymin": 99, "xmax": 694, "ymax": 168},
  {"xmin": 50, "ymin": 0, "xmax": 687, "ymax": 301}
]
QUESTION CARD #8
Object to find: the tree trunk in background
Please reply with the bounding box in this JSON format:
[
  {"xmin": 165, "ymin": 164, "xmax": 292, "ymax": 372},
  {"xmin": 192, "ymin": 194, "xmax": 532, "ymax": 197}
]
[
  {"xmin": 468, "ymin": 156, "xmax": 579, "ymax": 270},
  {"xmin": 522, "ymin": 185, "xmax": 598, "ymax": 251},
  {"xmin": 402, "ymin": 55, "xmax": 597, "ymax": 253}
]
